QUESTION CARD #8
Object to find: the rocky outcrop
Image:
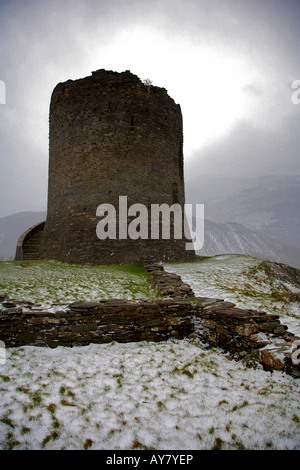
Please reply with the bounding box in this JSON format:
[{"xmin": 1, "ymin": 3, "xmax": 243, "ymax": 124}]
[{"xmin": 261, "ymin": 260, "xmax": 300, "ymax": 288}]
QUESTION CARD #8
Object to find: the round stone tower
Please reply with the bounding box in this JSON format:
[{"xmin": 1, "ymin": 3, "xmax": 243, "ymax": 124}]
[{"xmin": 39, "ymin": 69, "xmax": 196, "ymax": 264}]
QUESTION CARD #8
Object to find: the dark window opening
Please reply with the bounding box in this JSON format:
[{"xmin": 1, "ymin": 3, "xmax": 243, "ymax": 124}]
[{"xmin": 130, "ymin": 116, "xmax": 134, "ymax": 132}]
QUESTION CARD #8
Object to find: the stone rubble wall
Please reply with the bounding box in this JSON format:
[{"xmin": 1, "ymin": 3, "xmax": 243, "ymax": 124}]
[
  {"xmin": 0, "ymin": 296, "xmax": 194, "ymax": 348},
  {"xmin": 193, "ymin": 299, "xmax": 300, "ymax": 378},
  {"xmin": 143, "ymin": 261, "xmax": 195, "ymax": 298},
  {"xmin": 1, "ymin": 263, "xmax": 299, "ymax": 378}
]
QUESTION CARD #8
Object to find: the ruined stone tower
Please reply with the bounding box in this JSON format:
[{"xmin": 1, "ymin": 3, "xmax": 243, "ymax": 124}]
[{"xmin": 38, "ymin": 69, "xmax": 195, "ymax": 264}]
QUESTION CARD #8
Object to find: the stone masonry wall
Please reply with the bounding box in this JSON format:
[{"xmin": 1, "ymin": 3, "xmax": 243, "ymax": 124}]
[
  {"xmin": 193, "ymin": 299, "xmax": 300, "ymax": 378},
  {"xmin": 0, "ymin": 298, "xmax": 194, "ymax": 348},
  {"xmin": 39, "ymin": 69, "xmax": 195, "ymax": 265}
]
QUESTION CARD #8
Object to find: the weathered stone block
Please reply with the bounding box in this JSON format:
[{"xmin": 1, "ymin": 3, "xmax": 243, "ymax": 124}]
[
  {"xmin": 235, "ymin": 324, "xmax": 261, "ymax": 337},
  {"xmin": 261, "ymin": 349, "xmax": 285, "ymax": 371},
  {"xmin": 201, "ymin": 319, "xmax": 217, "ymax": 329},
  {"xmin": 258, "ymin": 321, "xmax": 281, "ymax": 332}
]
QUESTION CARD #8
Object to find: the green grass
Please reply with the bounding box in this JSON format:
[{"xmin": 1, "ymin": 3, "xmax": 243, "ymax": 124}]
[{"xmin": 0, "ymin": 259, "xmax": 153, "ymax": 306}]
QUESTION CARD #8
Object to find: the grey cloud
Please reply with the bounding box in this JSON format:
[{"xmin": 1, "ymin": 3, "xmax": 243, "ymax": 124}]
[
  {"xmin": 1, "ymin": 0, "xmax": 300, "ymax": 216},
  {"xmin": 185, "ymin": 111, "xmax": 300, "ymax": 183}
]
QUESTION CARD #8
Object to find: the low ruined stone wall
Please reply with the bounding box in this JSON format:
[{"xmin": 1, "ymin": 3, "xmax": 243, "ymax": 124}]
[
  {"xmin": 193, "ymin": 298, "xmax": 300, "ymax": 378},
  {"xmin": 143, "ymin": 261, "xmax": 195, "ymax": 298},
  {"xmin": 0, "ymin": 299, "xmax": 195, "ymax": 348}
]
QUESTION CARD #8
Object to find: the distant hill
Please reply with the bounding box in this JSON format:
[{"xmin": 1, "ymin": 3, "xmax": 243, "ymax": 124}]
[
  {"xmin": 186, "ymin": 175, "xmax": 300, "ymax": 250},
  {"xmin": 197, "ymin": 219, "xmax": 300, "ymax": 270},
  {"xmin": 0, "ymin": 212, "xmax": 46, "ymax": 260}
]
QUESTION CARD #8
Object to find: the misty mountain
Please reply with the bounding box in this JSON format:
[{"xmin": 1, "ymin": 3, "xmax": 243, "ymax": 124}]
[
  {"xmin": 0, "ymin": 212, "xmax": 46, "ymax": 260},
  {"xmin": 197, "ymin": 219, "xmax": 300, "ymax": 269},
  {"xmin": 186, "ymin": 174, "xmax": 300, "ymax": 251}
]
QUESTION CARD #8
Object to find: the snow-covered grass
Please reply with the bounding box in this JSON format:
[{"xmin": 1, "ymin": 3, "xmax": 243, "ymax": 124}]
[
  {"xmin": 0, "ymin": 260, "xmax": 152, "ymax": 308},
  {"xmin": 164, "ymin": 255, "xmax": 300, "ymax": 337},
  {"xmin": 1, "ymin": 338, "xmax": 299, "ymax": 450}
]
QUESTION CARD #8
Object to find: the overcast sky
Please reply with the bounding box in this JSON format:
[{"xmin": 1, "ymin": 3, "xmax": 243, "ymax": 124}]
[{"xmin": 0, "ymin": 0, "xmax": 300, "ymax": 217}]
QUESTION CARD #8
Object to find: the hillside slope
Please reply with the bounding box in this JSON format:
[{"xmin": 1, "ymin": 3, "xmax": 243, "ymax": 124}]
[{"xmin": 197, "ymin": 219, "xmax": 300, "ymax": 269}]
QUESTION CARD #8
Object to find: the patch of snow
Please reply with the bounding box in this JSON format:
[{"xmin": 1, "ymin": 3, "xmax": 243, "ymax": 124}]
[{"xmin": 0, "ymin": 339, "xmax": 299, "ymax": 450}]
